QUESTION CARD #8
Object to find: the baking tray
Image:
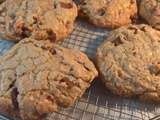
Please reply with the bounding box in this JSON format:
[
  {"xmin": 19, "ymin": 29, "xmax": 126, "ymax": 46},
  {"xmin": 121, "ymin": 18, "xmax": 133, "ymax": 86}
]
[{"xmin": 0, "ymin": 19, "xmax": 160, "ymax": 120}]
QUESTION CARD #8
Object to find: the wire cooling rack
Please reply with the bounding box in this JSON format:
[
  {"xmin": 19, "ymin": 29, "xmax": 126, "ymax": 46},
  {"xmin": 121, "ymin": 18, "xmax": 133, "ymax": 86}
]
[{"xmin": 0, "ymin": 20, "xmax": 160, "ymax": 120}]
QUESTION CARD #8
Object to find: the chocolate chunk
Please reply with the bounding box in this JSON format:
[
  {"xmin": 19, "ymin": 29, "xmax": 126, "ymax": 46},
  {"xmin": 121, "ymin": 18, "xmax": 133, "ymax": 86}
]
[
  {"xmin": 97, "ymin": 8, "xmax": 106, "ymax": 16},
  {"xmin": 11, "ymin": 88, "xmax": 19, "ymax": 109},
  {"xmin": 47, "ymin": 30, "xmax": 56, "ymax": 43},
  {"xmin": 60, "ymin": 2, "xmax": 73, "ymax": 9}
]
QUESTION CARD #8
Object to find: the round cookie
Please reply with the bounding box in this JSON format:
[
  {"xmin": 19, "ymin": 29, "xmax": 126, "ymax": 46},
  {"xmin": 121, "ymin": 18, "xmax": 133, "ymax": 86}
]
[
  {"xmin": 0, "ymin": 0, "xmax": 77, "ymax": 42},
  {"xmin": 140, "ymin": 0, "xmax": 160, "ymax": 30},
  {"xmin": 79, "ymin": 0, "xmax": 137, "ymax": 28},
  {"xmin": 0, "ymin": 38, "xmax": 98, "ymax": 120},
  {"xmin": 96, "ymin": 24, "xmax": 160, "ymax": 102}
]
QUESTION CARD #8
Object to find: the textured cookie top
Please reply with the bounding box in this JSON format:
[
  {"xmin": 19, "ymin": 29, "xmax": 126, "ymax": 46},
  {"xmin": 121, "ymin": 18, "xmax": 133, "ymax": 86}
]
[
  {"xmin": 140, "ymin": 0, "xmax": 160, "ymax": 30},
  {"xmin": 79, "ymin": 0, "xmax": 137, "ymax": 28},
  {"xmin": 0, "ymin": 0, "xmax": 77, "ymax": 42},
  {"xmin": 96, "ymin": 24, "xmax": 160, "ymax": 102},
  {"xmin": 0, "ymin": 38, "xmax": 98, "ymax": 120}
]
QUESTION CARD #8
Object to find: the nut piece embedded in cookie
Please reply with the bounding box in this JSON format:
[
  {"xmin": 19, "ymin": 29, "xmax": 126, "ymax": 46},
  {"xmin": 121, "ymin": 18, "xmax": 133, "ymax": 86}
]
[
  {"xmin": 0, "ymin": 38, "xmax": 98, "ymax": 120},
  {"xmin": 0, "ymin": 0, "xmax": 77, "ymax": 42},
  {"xmin": 79, "ymin": 0, "xmax": 137, "ymax": 28},
  {"xmin": 140, "ymin": 0, "xmax": 160, "ymax": 30},
  {"xmin": 96, "ymin": 24, "xmax": 160, "ymax": 102}
]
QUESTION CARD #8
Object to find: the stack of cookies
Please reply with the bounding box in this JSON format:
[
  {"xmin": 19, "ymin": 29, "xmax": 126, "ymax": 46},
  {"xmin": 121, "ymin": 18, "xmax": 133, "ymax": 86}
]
[{"xmin": 0, "ymin": 0, "xmax": 160, "ymax": 120}]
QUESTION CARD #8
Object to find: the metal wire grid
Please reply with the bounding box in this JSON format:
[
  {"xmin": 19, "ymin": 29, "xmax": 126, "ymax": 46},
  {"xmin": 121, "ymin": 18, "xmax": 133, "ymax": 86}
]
[
  {"xmin": 0, "ymin": 20, "xmax": 160, "ymax": 120},
  {"xmin": 61, "ymin": 20, "xmax": 109, "ymax": 58},
  {"xmin": 44, "ymin": 80, "xmax": 159, "ymax": 120}
]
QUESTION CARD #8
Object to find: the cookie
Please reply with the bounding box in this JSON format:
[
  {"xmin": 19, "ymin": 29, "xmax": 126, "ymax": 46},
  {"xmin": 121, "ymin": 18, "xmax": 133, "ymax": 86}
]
[
  {"xmin": 0, "ymin": 38, "xmax": 98, "ymax": 120},
  {"xmin": 140, "ymin": 0, "xmax": 160, "ymax": 30},
  {"xmin": 79, "ymin": 0, "xmax": 137, "ymax": 28},
  {"xmin": 96, "ymin": 24, "xmax": 160, "ymax": 102},
  {"xmin": 0, "ymin": 0, "xmax": 77, "ymax": 42}
]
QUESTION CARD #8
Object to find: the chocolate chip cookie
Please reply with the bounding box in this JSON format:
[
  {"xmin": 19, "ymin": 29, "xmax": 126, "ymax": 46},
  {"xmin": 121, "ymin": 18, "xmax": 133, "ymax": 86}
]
[
  {"xmin": 0, "ymin": 0, "xmax": 77, "ymax": 42},
  {"xmin": 0, "ymin": 38, "xmax": 98, "ymax": 120},
  {"xmin": 140, "ymin": 0, "xmax": 160, "ymax": 30},
  {"xmin": 96, "ymin": 24, "xmax": 160, "ymax": 102},
  {"xmin": 79, "ymin": 0, "xmax": 137, "ymax": 28}
]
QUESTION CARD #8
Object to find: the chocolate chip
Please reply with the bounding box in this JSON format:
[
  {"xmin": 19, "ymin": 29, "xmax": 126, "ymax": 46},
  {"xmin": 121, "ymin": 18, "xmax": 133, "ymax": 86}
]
[
  {"xmin": 60, "ymin": 78, "xmax": 74, "ymax": 89},
  {"xmin": 54, "ymin": 1, "xmax": 58, "ymax": 9},
  {"xmin": 47, "ymin": 30, "xmax": 56, "ymax": 43},
  {"xmin": 33, "ymin": 16, "xmax": 38, "ymax": 24},
  {"xmin": 60, "ymin": 79, "xmax": 65, "ymax": 83},
  {"xmin": 117, "ymin": 70, "xmax": 123, "ymax": 78},
  {"xmin": 97, "ymin": 8, "xmax": 106, "ymax": 16},
  {"xmin": 128, "ymin": 26, "xmax": 138, "ymax": 34},
  {"xmin": 21, "ymin": 27, "xmax": 31, "ymax": 38},
  {"xmin": 47, "ymin": 95, "xmax": 53, "ymax": 101},
  {"xmin": 80, "ymin": 0, "xmax": 87, "ymax": 5},
  {"xmin": 133, "ymin": 51, "xmax": 136, "ymax": 56},
  {"xmin": 140, "ymin": 26, "xmax": 147, "ymax": 32},
  {"xmin": 11, "ymin": 87, "xmax": 19, "ymax": 109},
  {"xmin": 40, "ymin": 91, "xmax": 43, "ymax": 95},
  {"xmin": 49, "ymin": 48, "xmax": 57, "ymax": 55},
  {"xmin": 65, "ymin": 21, "xmax": 71, "ymax": 28},
  {"xmin": 149, "ymin": 63, "xmax": 160, "ymax": 75},
  {"xmin": 130, "ymin": 0, "xmax": 135, "ymax": 4},
  {"xmin": 82, "ymin": 2, "xmax": 87, "ymax": 5},
  {"xmin": 112, "ymin": 36, "xmax": 124, "ymax": 46},
  {"xmin": 60, "ymin": 2, "xmax": 73, "ymax": 9}
]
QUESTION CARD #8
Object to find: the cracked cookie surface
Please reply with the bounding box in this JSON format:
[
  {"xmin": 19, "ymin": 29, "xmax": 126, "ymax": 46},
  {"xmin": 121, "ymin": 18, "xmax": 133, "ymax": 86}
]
[
  {"xmin": 0, "ymin": 38, "xmax": 98, "ymax": 120},
  {"xmin": 140, "ymin": 0, "xmax": 160, "ymax": 30},
  {"xmin": 96, "ymin": 24, "xmax": 160, "ymax": 102},
  {"xmin": 79, "ymin": 0, "xmax": 137, "ymax": 28},
  {"xmin": 0, "ymin": 0, "xmax": 77, "ymax": 42}
]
